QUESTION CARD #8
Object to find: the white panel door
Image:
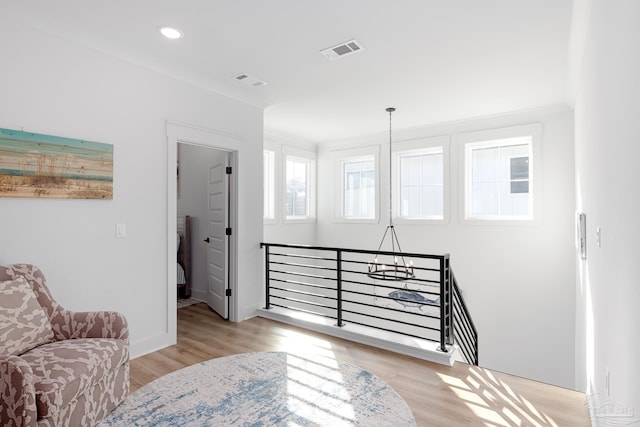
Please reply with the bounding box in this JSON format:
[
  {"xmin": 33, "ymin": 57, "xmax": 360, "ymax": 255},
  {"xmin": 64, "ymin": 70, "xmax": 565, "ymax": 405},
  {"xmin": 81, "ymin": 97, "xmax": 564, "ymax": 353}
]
[{"xmin": 206, "ymin": 155, "xmax": 229, "ymax": 318}]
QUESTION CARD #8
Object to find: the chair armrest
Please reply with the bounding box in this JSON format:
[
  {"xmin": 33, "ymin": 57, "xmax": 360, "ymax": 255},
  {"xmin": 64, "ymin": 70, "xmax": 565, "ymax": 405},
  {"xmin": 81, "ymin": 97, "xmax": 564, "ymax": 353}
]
[
  {"xmin": 0, "ymin": 356, "xmax": 38, "ymax": 427},
  {"xmin": 52, "ymin": 311, "xmax": 129, "ymax": 343}
]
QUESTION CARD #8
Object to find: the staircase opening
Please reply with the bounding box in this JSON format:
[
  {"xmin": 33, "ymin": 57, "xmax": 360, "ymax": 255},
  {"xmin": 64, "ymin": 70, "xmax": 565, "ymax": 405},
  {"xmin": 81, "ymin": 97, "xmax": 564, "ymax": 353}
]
[{"xmin": 260, "ymin": 242, "xmax": 478, "ymax": 366}]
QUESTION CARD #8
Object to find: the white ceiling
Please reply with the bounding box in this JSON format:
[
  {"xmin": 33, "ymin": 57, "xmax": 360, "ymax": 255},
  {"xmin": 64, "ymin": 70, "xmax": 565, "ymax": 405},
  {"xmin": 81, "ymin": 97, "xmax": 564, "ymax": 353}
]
[{"xmin": 4, "ymin": 1, "xmax": 574, "ymax": 143}]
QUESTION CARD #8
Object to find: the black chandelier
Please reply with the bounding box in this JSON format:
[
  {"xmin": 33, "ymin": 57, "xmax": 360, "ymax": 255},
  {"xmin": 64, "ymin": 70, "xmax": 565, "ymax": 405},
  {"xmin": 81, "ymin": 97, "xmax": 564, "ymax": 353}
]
[{"xmin": 367, "ymin": 107, "xmax": 415, "ymax": 281}]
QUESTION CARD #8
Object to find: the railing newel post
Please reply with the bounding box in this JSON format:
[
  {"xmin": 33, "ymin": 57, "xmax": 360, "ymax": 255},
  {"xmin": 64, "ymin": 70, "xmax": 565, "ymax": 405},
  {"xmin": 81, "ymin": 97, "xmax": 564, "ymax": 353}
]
[
  {"xmin": 439, "ymin": 254, "xmax": 451, "ymax": 352},
  {"xmin": 336, "ymin": 249, "xmax": 343, "ymax": 327},
  {"xmin": 264, "ymin": 243, "xmax": 271, "ymax": 309},
  {"xmin": 446, "ymin": 255, "xmax": 453, "ymax": 346}
]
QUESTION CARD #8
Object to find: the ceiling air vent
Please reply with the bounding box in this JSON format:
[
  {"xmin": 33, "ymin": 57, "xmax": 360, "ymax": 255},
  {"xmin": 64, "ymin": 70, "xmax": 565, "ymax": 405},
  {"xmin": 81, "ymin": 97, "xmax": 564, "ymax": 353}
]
[
  {"xmin": 321, "ymin": 39, "xmax": 364, "ymax": 60},
  {"xmin": 233, "ymin": 73, "xmax": 267, "ymax": 87}
]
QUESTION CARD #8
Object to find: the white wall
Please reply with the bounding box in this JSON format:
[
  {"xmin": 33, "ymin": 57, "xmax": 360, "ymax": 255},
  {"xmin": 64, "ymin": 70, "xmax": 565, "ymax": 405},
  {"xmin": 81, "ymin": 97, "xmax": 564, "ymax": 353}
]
[
  {"xmin": 573, "ymin": 0, "xmax": 640, "ymax": 420},
  {"xmin": 0, "ymin": 17, "xmax": 264, "ymax": 357},
  {"xmin": 316, "ymin": 107, "xmax": 576, "ymax": 389}
]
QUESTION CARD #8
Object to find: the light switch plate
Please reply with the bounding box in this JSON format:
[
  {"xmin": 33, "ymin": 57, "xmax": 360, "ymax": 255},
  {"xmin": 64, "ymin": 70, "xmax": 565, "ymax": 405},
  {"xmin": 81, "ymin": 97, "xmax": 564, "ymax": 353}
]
[{"xmin": 116, "ymin": 223, "xmax": 126, "ymax": 238}]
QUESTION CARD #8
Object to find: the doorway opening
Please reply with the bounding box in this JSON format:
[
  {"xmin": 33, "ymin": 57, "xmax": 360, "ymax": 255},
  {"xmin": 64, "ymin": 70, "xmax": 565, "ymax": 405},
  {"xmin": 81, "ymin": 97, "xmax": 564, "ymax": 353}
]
[{"xmin": 177, "ymin": 143, "xmax": 235, "ymax": 320}]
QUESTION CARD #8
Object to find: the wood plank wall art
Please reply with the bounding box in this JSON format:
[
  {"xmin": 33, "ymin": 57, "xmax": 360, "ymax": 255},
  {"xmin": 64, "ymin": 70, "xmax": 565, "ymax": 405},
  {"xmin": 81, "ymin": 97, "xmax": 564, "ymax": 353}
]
[{"xmin": 0, "ymin": 128, "xmax": 113, "ymax": 199}]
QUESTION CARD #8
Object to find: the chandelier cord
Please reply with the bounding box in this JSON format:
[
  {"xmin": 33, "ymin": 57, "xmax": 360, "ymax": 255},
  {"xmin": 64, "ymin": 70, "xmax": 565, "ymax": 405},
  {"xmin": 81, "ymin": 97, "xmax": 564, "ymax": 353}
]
[{"xmin": 386, "ymin": 107, "xmax": 395, "ymax": 228}]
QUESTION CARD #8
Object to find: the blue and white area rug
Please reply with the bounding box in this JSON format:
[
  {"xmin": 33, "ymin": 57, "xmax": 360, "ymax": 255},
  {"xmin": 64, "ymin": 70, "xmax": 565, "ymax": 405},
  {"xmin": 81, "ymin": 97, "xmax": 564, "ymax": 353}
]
[{"xmin": 100, "ymin": 351, "xmax": 416, "ymax": 426}]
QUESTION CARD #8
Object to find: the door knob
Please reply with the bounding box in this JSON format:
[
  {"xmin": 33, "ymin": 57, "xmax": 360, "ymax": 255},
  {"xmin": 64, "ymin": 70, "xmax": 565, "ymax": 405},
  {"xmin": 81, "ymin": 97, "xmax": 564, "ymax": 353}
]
[{"xmin": 204, "ymin": 237, "xmax": 210, "ymax": 243}]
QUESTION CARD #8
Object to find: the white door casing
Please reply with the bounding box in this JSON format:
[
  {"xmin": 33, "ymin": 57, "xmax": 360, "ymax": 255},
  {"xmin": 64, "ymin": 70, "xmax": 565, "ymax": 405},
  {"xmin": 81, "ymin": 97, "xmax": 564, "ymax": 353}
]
[{"xmin": 167, "ymin": 121, "xmax": 245, "ymax": 353}]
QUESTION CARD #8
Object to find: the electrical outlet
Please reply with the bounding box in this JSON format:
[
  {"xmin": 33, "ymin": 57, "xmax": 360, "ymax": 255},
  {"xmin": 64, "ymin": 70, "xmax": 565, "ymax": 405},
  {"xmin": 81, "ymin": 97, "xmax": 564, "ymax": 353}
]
[{"xmin": 596, "ymin": 227, "xmax": 602, "ymax": 248}]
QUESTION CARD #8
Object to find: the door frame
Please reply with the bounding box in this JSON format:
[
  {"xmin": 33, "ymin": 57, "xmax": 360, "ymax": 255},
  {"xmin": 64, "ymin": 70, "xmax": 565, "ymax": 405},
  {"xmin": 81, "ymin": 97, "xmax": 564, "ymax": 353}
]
[{"xmin": 167, "ymin": 122, "xmax": 239, "ymax": 343}]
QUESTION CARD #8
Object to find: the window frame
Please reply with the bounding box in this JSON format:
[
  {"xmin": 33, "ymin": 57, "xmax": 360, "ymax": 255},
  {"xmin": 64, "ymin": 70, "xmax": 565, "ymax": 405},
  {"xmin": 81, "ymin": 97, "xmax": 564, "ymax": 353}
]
[
  {"xmin": 457, "ymin": 124, "xmax": 542, "ymax": 225},
  {"xmin": 332, "ymin": 145, "xmax": 380, "ymax": 224},
  {"xmin": 263, "ymin": 149, "xmax": 276, "ymax": 224},
  {"xmin": 392, "ymin": 136, "xmax": 450, "ymax": 224},
  {"xmin": 283, "ymin": 146, "xmax": 317, "ymax": 223}
]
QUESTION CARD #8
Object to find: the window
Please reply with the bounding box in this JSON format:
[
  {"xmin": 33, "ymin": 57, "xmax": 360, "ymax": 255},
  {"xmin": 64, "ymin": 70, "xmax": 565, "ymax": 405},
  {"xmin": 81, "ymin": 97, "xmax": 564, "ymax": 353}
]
[
  {"xmin": 397, "ymin": 147, "xmax": 444, "ymax": 220},
  {"xmin": 465, "ymin": 136, "xmax": 533, "ymax": 220},
  {"xmin": 332, "ymin": 146, "xmax": 379, "ymax": 223},
  {"xmin": 284, "ymin": 150, "xmax": 316, "ymax": 221},
  {"xmin": 285, "ymin": 157, "xmax": 308, "ymax": 218},
  {"xmin": 342, "ymin": 157, "xmax": 376, "ymax": 218},
  {"xmin": 263, "ymin": 150, "xmax": 275, "ymax": 221}
]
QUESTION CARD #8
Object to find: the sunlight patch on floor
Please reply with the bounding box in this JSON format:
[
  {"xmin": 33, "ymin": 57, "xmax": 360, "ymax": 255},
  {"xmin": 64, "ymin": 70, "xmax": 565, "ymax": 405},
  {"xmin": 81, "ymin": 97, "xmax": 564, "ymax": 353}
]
[
  {"xmin": 274, "ymin": 327, "xmax": 358, "ymax": 425},
  {"xmin": 275, "ymin": 328, "xmax": 338, "ymax": 362},
  {"xmin": 271, "ymin": 318, "xmax": 412, "ymax": 426},
  {"xmin": 286, "ymin": 353, "xmax": 356, "ymax": 426},
  {"xmin": 437, "ymin": 369, "xmax": 561, "ymax": 427}
]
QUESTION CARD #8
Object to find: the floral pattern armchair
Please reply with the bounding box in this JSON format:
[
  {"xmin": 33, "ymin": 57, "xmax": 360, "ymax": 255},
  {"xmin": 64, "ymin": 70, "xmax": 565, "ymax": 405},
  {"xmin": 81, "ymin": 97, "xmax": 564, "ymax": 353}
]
[{"xmin": 0, "ymin": 264, "xmax": 129, "ymax": 427}]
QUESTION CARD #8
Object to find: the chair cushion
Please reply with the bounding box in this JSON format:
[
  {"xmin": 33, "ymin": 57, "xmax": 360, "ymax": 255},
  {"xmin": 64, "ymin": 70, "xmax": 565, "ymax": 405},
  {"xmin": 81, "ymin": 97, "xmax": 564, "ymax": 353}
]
[
  {"xmin": 19, "ymin": 338, "xmax": 129, "ymax": 418},
  {"xmin": 0, "ymin": 277, "xmax": 54, "ymax": 357}
]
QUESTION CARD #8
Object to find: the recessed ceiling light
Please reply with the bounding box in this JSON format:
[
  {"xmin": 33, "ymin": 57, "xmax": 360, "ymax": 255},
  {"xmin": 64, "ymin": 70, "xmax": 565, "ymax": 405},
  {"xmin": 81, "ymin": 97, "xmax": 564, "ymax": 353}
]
[{"xmin": 159, "ymin": 26, "xmax": 183, "ymax": 40}]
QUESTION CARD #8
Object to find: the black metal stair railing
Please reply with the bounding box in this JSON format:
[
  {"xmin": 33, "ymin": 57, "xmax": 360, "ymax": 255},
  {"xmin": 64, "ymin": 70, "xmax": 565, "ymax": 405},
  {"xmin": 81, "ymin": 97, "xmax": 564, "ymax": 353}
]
[
  {"xmin": 451, "ymin": 271, "xmax": 479, "ymax": 366},
  {"xmin": 260, "ymin": 242, "xmax": 478, "ymax": 365}
]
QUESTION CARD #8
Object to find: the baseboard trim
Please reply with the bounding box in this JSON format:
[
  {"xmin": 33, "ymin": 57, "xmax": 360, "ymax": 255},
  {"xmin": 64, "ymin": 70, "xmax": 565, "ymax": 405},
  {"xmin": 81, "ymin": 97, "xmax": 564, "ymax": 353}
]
[
  {"xmin": 190, "ymin": 289, "xmax": 207, "ymax": 301},
  {"xmin": 257, "ymin": 307, "xmax": 457, "ymax": 366},
  {"xmin": 130, "ymin": 332, "xmax": 175, "ymax": 360}
]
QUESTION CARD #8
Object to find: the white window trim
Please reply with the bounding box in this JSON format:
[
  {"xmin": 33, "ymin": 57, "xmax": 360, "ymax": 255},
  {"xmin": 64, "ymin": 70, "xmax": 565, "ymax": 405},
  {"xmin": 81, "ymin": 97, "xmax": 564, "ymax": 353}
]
[
  {"xmin": 283, "ymin": 146, "xmax": 317, "ymax": 224},
  {"xmin": 332, "ymin": 145, "xmax": 380, "ymax": 224},
  {"xmin": 456, "ymin": 123, "xmax": 542, "ymax": 225},
  {"xmin": 263, "ymin": 149, "xmax": 277, "ymax": 224},
  {"xmin": 392, "ymin": 135, "xmax": 450, "ymax": 224}
]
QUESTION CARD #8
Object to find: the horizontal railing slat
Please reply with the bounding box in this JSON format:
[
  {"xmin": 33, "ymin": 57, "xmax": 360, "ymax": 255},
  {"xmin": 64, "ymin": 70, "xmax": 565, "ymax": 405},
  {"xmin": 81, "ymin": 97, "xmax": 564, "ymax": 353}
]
[
  {"xmin": 270, "ymin": 295, "xmax": 336, "ymax": 309},
  {"xmin": 269, "ymin": 277, "xmax": 335, "ymax": 291},
  {"xmin": 269, "ymin": 302, "xmax": 337, "ymax": 320},
  {"xmin": 270, "ymin": 286, "xmax": 337, "ymax": 301},
  {"xmin": 269, "ymin": 252, "xmax": 337, "ymax": 262},
  {"xmin": 268, "ymin": 268, "xmax": 335, "ymax": 281},
  {"xmin": 268, "ymin": 260, "xmax": 337, "ymax": 272},
  {"xmin": 261, "ymin": 242, "xmax": 446, "ymax": 260}
]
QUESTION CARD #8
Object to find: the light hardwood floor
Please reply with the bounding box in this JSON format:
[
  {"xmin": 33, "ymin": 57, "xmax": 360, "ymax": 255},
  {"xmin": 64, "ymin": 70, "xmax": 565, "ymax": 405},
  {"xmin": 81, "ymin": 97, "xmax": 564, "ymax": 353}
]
[{"xmin": 130, "ymin": 303, "xmax": 591, "ymax": 426}]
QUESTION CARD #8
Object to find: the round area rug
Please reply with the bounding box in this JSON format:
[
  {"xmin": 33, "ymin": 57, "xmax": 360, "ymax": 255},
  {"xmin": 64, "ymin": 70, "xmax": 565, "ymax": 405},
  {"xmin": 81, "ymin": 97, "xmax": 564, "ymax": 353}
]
[{"xmin": 100, "ymin": 351, "xmax": 416, "ymax": 426}]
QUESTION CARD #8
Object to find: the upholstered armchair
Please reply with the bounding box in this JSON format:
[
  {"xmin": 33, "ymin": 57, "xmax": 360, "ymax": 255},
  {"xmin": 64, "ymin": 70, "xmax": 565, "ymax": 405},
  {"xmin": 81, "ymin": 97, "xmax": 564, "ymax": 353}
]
[{"xmin": 0, "ymin": 264, "xmax": 129, "ymax": 427}]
